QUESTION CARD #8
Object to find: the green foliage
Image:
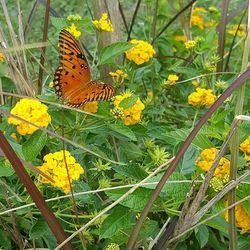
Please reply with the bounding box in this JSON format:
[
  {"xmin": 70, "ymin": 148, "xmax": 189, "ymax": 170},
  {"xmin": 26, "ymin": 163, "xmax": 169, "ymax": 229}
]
[{"xmin": 0, "ymin": 1, "xmax": 250, "ymax": 249}]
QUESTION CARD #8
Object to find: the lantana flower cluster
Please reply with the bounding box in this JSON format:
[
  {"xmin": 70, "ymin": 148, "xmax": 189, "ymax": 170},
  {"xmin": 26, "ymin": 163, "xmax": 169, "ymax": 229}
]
[
  {"xmin": 164, "ymin": 74, "xmax": 179, "ymax": 86},
  {"xmin": 228, "ymin": 24, "xmax": 246, "ymax": 38},
  {"xmin": 240, "ymin": 136, "xmax": 250, "ymax": 161},
  {"xmin": 195, "ymin": 148, "xmax": 230, "ymax": 192},
  {"xmin": 66, "ymin": 14, "xmax": 82, "ymax": 38},
  {"xmin": 225, "ymin": 201, "xmax": 250, "ymax": 234},
  {"xmin": 126, "ymin": 39, "xmax": 156, "ymax": 65},
  {"xmin": 8, "ymin": 98, "xmax": 51, "ymax": 136},
  {"xmin": 191, "ymin": 7, "xmax": 217, "ymax": 29},
  {"xmin": 0, "ymin": 52, "xmax": 5, "ymax": 63},
  {"xmin": 38, "ymin": 150, "xmax": 84, "ymax": 193},
  {"xmin": 109, "ymin": 69, "xmax": 128, "ymax": 86},
  {"xmin": 111, "ymin": 91, "xmax": 145, "ymax": 126},
  {"xmin": 92, "ymin": 13, "xmax": 114, "ymax": 32},
  {"xmin": 188, "ymin": 88, "xmax": 216, "ymax": 107}
]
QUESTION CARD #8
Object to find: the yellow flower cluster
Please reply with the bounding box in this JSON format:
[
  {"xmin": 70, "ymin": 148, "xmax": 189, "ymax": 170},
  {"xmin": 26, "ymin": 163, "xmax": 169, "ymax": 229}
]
[
  {"xmin": 67, "ymin": 14, "xmax": 82, "ymax": 21},
  {"xmin": 191, "ymin": 7, "xmax": 217, "ymax": 29},
  {"xmin": 228, "ymin": 24, "xmax": 246, "ymax": 38},
  {"xmin": 188, "ymin": 88, "xmax": 216, "ymax": 107},
  {"xmin": 111, "ymin": 91, "xmax": 145, "ymax": 125},
  {"xmin": 38, "ymin": 150, "xmax": 84, "ymax": 193},
  {"xmin": 0, "ymin": 52, "xmax": 5, "ymax": 63},
  {"xmin": 66, "ymin": 23, "xmax": 81, "ymax": 38},
  {"xmin": 225, "ymin": 201, "xmax": 250, "ymax": 234},
  {"xmin": 185, "ymin": 40, "xmax": 197, "ymax": 49},
  {"xmin": 240, "ymin": 136, "xmax": 250, "ymax": 161},
  {"xmin": 164, "ymin": 74, "xmax": 179, "ymax": 86},
  {"xmin": 195, "ymin": 148, "xmax": 230, "ymax": 177},
  {"xmin": 92, "ymin": 13, "xmax": 114, "ymax": 32},
  {"xmin": 126, "ymin": 39, "xmax": 156, "ymax": 65},
  {"xmin": 82, "ymin": 102, "xmax": 98, "ymax": 113},
  {"xmin": 8, "ymin": 98, "xmax": 51, "ymax": 136},
  {"xmin": 105, "ymin": 243, "xmax": 120, "ymax": 250},
  {"xmin": 109, "ymin": 69, "xmax": 128, "ymax": 86}
]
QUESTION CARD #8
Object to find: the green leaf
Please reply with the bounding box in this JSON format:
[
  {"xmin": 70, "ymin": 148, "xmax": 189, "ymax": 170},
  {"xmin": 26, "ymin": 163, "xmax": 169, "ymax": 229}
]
[
  {"xmin": 164, "ymin": 128, "xmax": 214, "ymax": 149},
  {"xmin": 0, "ymin": 229, "xmax": 11, "ymax": 249},
  {"xmin": 119, "ymin": 95, "xmax": 138, "ymax": 109},
  {"xmin": 29, "ymin": 219, "xmax": 50, "ymax": 239},
  {"xmin": 195, "ymin": 225, "xmax": 209, "ymax": 248},
  {"xmin": 98, "ymin": 42, "xmax": 133, "ymax": 65},
  {"xmin": 119, "ymin": 141, "xmax": 143, "ymax": 160},
  {"xmin": 0, "ymin": 158, "xmax": 15, "ymax": 177},
  {"xmin": 51, "ymin": 17, "xmax": 68, "ymax": 30},
  {"xmin": 100, "ymin": 206, "xmax": 133, "ymax": 238},
  {"xmin": 108, "ymin": 122, "xmax": 137, "ymax": 141},
  {"xmin": 106, "ymin": 188, "xmax": 152, "ymax": 211},
  {"xmin": 113, "ymin": 164, "xmax": 148, "ymax": 180},
  {"xmin": 22, "ymin": 130, "xmax": 47, "ymax": 161}
]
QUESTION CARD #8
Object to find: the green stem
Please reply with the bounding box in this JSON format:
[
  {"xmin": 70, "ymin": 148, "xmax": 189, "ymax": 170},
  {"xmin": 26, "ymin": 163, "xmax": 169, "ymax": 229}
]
[
  {"xmin": 91, "ymin": 31, "xmax": 101, "ymax": 71},
  {"xmin": 192, "ymin": 109, "xmax": 199, "ymax": 128},
  {"xmin": 228, "ymin": 2, "xmax": 250, "ymax": 250}
]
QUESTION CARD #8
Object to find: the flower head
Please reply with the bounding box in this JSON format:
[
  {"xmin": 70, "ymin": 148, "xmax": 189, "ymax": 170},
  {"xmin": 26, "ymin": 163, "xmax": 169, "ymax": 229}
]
[
  {"xmin": 109, "ymin": 69, "xmax": 128, "ymax": 86},
  {"xmin": 67, "ymin": 14, "xmax": 82, "ymax": 21},
  {"xmin": 228, "ymin": 24, "xmax": 246, "ymax": 38},
  {"xmin": 195, "ymin": 148, "xmax": 230, "ymax": 178},
  {"xmin": 92, "ymin": 13, "xmax": 114, "ymax": 32},
  {"xmin": 225, "ymin": 201, "xmax": 250, "ymax": 234},
  {"xmin": 240, "ymin": 136, "xmax": 250, "ymax": 161},
  {"xmin": 188, "ymin": 88, "xmax": 216, "ymax": 107},
  {"xmin": 126, "ymin": 39, "xmax": 155, "ymax": 65},
  {"xmin": 164, "ymin": 74, "xmax": 179, "ymax": 86},
  {"xmin": 105, "ymin": 243, "xmax": 120, "ymax": 250},
  {"xmin": 38, "ymin": 150, "xmax": 84, "ymax": 193},
  {"xmin": 174, "ymin": 35, "xmax": 187, "ymax": 42},
  {"xmin": 66, "ymin": 23, "xmax": 81, "ymax": 38},
  {"xmin": 82, "ymin": 102, "xmax": 98, "ymax": 113},
  {"xmin": 0, "ymin": 52, "xmax": 5, "ymax": 63},
  {"xmin": 8, "ymin": 98, "xmax": 51, "ymax": 136},
  {"xmin": 185, "ymin": 40, "xmax": 197, "ymax": 49},
  {"xmin": 111, "ymin": 91, "xmax": 145, "ymax": 125}
]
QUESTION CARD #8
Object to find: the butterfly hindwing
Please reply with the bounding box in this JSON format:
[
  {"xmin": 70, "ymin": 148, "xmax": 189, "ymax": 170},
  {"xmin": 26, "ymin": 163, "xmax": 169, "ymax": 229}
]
[{"xmin": 53, "ymin": 29, "xmax": 114, "ymax": 107}]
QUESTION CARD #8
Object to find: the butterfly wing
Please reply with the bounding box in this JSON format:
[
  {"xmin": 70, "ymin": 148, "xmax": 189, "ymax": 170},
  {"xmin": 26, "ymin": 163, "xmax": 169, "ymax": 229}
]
[
  {"xmin": 53, "ymin": 29, "xmax": 114, "ymax": 107},
  {"xmin": 67, "ymin": 81, "xmax": 114, "ymax": 107}
]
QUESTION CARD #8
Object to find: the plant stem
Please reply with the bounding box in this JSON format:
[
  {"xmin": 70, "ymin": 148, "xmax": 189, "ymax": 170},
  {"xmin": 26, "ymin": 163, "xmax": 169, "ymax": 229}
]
[{"xmin": 228, "ymin": 2, "xmax": 250, "ymax": 250}]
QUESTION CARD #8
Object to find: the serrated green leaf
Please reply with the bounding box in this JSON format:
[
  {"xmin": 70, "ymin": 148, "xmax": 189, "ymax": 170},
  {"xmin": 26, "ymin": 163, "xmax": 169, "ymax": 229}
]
[
  {"xmin": 119, "ymin": 95, "xmax": 138, "ymax": 109},
  {"xmin": 51, "ymin": 17, "xmax": 68, "ymax": 30},
  {"xmin": 98, "ymin": 42, "xmax": 133, "ymax": 65},
  {"xmin": 100, "ymin": 206, "xmax": 132, "ymax": 238},
  {"xmin": 119, "ymin": 141, "xmax": 143, "ymax": 160},
  {"xmin": 0, "ymin": 158, "xmax": 15, "ymax": 177},
  {"xmin": 108, "ymin": 122, "xmax": 137, "ymax": 141},
  {"xmin": 29, "ymin": 219, "xmax": 49, "ymax": 239},
  {"xmin": 195, "ymin": 225, "xmax": 209, "ymax": 248},
  {"xmin": 164, "ymin": 128, "xmax": 214, "ymax": 149},
  {"xmin": 106, "ymin": 188, "xmax": 152, "ymax": 211},
  {"xmin": 22, "ymin": 131, "xmax": 47, "ymax": 161},
  {"xmin": 113, "ymin": 164, "xmax": 148, "ymax": 180}
]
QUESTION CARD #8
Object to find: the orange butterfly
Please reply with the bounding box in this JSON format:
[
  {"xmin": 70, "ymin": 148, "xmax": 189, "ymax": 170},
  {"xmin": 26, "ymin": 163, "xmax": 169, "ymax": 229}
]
[{"xmin": 53, "ymin": 29, "xmax": 114, "ymax": 107}]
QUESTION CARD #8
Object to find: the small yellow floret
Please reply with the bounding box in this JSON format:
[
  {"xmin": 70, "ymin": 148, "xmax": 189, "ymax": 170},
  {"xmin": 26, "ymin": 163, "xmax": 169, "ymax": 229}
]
[
  {"xmin": 66, "ymin": 23, "xmax": 81, "ymax": 38},
  {"xmin": 188, "ymin": 88, "xmax": 216, "ymax": 107},
  {"xmin": 92, "ymin": 13, "xmax": 114, "ymax": 32}
]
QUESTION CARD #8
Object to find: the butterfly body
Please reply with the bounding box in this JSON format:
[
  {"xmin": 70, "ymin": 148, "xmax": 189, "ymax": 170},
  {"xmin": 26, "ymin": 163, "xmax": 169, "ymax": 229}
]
[{"xmin": 53, "ymin": 29, "xmax": 114, "ymax": 107}]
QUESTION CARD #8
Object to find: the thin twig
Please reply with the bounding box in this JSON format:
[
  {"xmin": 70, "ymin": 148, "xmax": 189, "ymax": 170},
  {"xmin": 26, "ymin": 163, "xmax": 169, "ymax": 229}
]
[{"xmin": 127, "ymin": 0, "xmax": 141, "ymax": 41}]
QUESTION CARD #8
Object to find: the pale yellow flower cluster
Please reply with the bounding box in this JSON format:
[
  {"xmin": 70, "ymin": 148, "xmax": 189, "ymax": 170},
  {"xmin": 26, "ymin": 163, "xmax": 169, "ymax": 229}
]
[
  {"xmin": 126, "ymin": 39, "xmax": 155, "ymax": 65},
  {"xmin": 188, "ymin": 88, "xmax": 216, "ymax": 107},
  {"xmin": 111, "ymin": 91, "xmax": 145, "ymax": 125},
  {"xmin": 225, "ymin": 201, "xmax": 250, "ymax": 234},
  {"xmin": 82, "ymin": 102, "xmax": 98, "ymax": 113},
  {"xmin": 164, "ymin": 74, "xmax": 179, "ymax": 86},
  {"xmin": 66, "ymin": 23, "xmax": 81, "ymax": 38},
  {"xmin": 185, "ymin": 40, "xmax": 197, "ymax": 49},
  {"xmin": 240, "ymin": 136, "xmax": 250, "ymax": 161},
  {"xmin": 38, "ymin": 150, "xmax": 84, "ymax": 193},
  {"xmin": 109, "ymin": 69, "xmax": 128, "ymax": 86},
  {"xmin": 8, "ymin": 98, "xmax": 51, "ymax": 136},
  {"xmin": 92, "ymin": 13, "xmax": 114, "ymax": 32},
  {"xmin": 67, "ymin": 14, "xmax": 82, "ymax": 21}
]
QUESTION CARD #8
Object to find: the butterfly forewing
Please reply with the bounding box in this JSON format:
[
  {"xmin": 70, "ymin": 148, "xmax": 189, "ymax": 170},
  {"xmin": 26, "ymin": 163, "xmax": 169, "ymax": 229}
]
[{"xmin": 53, "ymin": 29, "xmax": 114, "ymax": 107}]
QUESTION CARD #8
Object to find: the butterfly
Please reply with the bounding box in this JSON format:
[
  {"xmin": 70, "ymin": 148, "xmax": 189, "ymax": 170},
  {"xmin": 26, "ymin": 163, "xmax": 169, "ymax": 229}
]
[{"xmin": 53, "ymin": 29, "xmax": 114, "ymax": 108}]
